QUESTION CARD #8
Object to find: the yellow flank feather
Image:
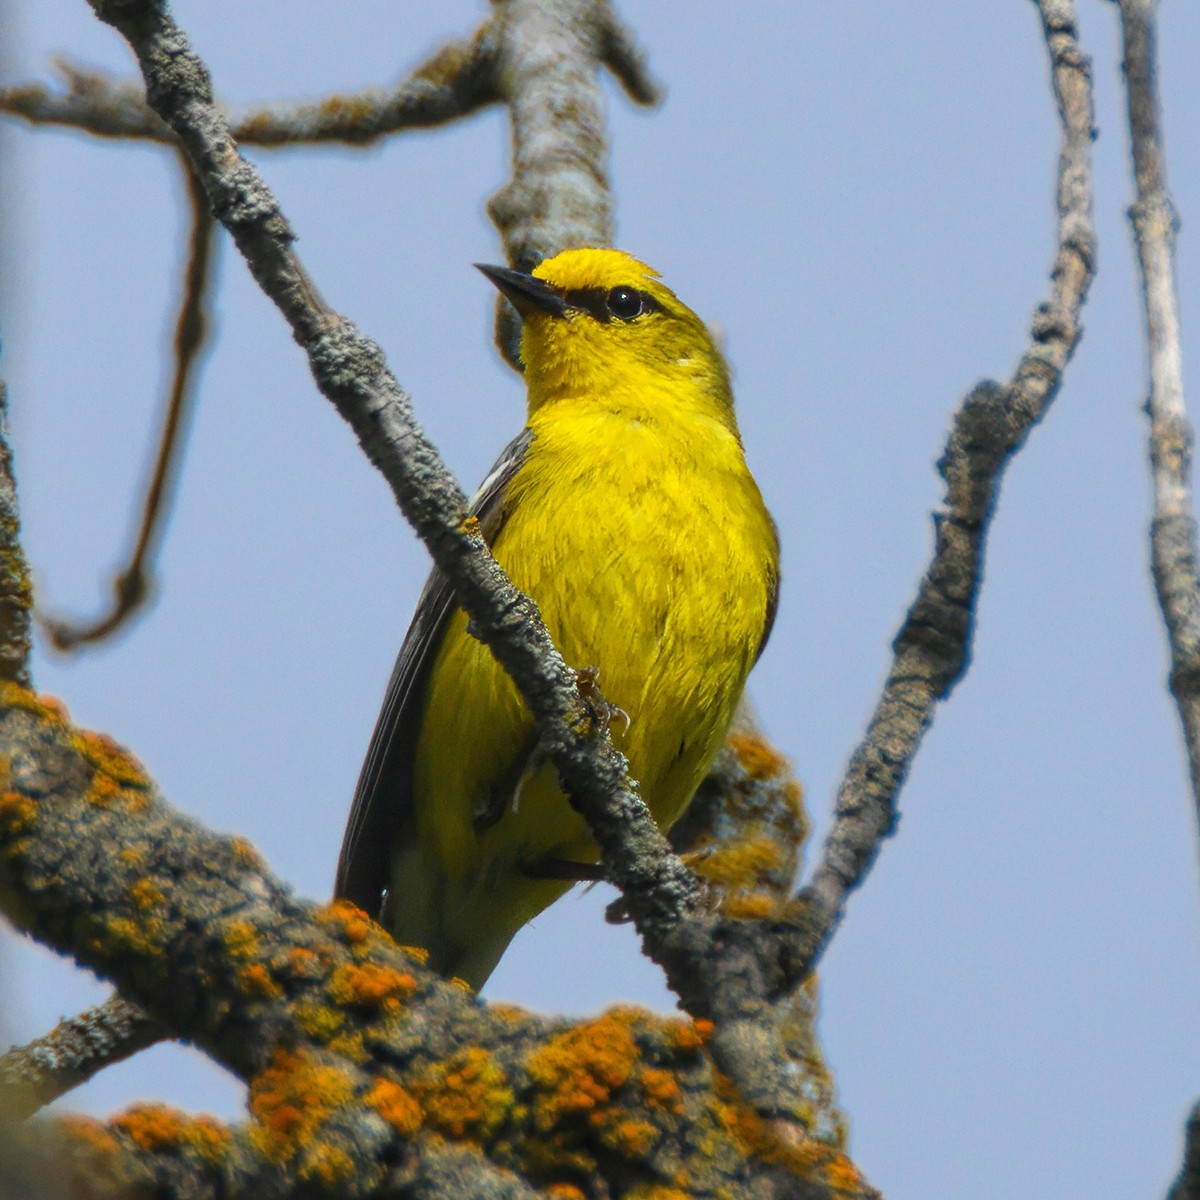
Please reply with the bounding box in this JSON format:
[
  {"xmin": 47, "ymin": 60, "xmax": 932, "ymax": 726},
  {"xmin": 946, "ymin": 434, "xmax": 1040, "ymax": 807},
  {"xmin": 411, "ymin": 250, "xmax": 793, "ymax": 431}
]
[{"xmin": 357, "ymin": 248, "xmax": 778, "ymax": 989}]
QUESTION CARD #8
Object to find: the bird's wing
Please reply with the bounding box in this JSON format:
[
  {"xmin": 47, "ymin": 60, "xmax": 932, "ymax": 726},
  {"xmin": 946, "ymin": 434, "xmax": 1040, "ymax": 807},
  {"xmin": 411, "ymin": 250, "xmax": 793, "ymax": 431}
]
[
  {"xmin": 334, "ymin": 428, "xmax": 534, "ymax": 915},
  {"xmin": 753, "ymin": 524, "xmax": 781, "ymax": 666}
]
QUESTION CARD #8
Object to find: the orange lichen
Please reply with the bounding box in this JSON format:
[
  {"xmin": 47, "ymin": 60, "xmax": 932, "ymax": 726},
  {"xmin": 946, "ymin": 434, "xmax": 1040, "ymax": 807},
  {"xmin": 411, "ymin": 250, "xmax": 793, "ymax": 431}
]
[
  {"xmin": 129, "ymin": 879, "xmax": 165, "ymax": 911},
  {"xmin": 222, "ymin": 920, "xmax": 259, "ymax": 960},
  {"xmin": 71, "ymin": 729, "xmax": 150, "ymax": 787},
  {"xmin": 544, "ymin": 1186, "xmax": 587, "ymax": 1200},
  {"xmin": 248, "ymin": 1047, "xmax": 355, "ymax": 1166},
  {"xmin": 593, "ymin": 1113, "xmax": 657, "ymax": 1157},
  {"xmin": 230, "ymin": 835, "xmax": 265, "ymax": 870},
  {"xmin": 722, "ymin": 894, "xmax": 777, "ymax": 921},
  {"xmin": 459, "ymin": 514, "xmax": 483, "ymax": 538},
  {"xmin": 726, "ymin": 731, "xmax": 787, "ymax": 780},
  {"xmin": 317, "ymin": 899, "xmax": 372, "ymax": 945},
  {"xmin": 97, "ymin": 915, "xmax": 164, "ymax": 958},
  {"xmin": 488, "ymin": 1002, "xmax": 527, "ymax": 1024},
  {"xmin": 711, "ymin": 1073, "xmax": 864, "ymax": 1194},
  {"xmin": 328, "ymin": 962, "xmax": 417, "ymax": 1010},
  {"xmin": 118, "ymin": 845, "xmax": 146, "ymax": 867},
  {"xmin": 625, "ymin": 1187, "xmax": 691, "ymax": 1200},
  {"xmin": 526, "ymin": 1009, "xmax": 642, "ymax": 1132},
  {"xmin": 326, "ymin": 1030, "xmax": 369, "ymax": 1064},
  {"xmin": 0, "ymin": 790, "xmax": 35, "ymax": 833},
  {"xmin": 398, "ymin": 943, "xmax": 430, "ymax": 965},
  {"xmin": 0, "ymin": 682, "xmax": 68, "ymax": 723},
  {"xmin": 302, "ymin": 1143, "xmax": 355, "ymax": 1185},
  {"xmin": 294, "ymin": 1002, "xmax": 345, "ymax": 1043},
  {"xmin": 415, "ymin": 1046, "xmax": 514, "ymax": 1142},
  {"xmin": 694, "ymin": 835, "xmax": 785, "ymax": 888},
  {"xmin": 84, "ymin": 767, "xmax": 149, "ymax": 813},
  {"xmin": 639, "ymin": 1067, "xmax": 684, "ymax": 1114},
  {"xmin": 84, "ymin": 772, "xmax": 120, "ymax": 808},
  {"xmin": 111, "ymin": 1105, "xmax": 231, "ymax": 1162},
  {"xmin": 364, "ymin": 1078, "xmax": 423, "ymax": 1137},
  {"xmin": 668, "ymin": 1018, "xmax": 713, "ymax": 1053},
  {"xmin": 286, "ymin": 946, "xmax": 321, "ymax": 976},
  {"xmin": 57, "ymin": 1113, "xmax": 121, "ymax": 1158},
  {"xmin": 781, "ymin": 778, "xmax": 804, "ymax": 815},
  {"xmin": 238, "ymin": 962, "xmax": 284, "ymax": 1000}
]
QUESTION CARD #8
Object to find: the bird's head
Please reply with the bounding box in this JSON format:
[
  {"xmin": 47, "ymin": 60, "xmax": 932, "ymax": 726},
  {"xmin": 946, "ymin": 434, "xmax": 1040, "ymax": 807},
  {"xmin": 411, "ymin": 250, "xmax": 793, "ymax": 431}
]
[{"xmin": 477, "ymin": 248, "xmax": 734, "ymax": 420}]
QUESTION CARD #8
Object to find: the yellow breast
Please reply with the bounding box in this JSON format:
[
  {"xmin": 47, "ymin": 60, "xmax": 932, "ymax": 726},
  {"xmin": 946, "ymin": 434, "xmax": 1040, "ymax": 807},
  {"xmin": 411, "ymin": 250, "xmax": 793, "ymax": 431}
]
[{"xmin": 413, "ymin": 392, "xmax": 777, "ymax": 880}]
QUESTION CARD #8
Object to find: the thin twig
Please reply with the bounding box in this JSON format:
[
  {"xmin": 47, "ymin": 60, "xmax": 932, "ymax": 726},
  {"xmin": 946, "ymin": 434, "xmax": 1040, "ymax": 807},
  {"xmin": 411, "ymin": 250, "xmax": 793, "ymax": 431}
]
[
  {"xmin": 38, "ymin": 153, "xmax": 215, "ymax": 651},
  {"xmin": 0, "ymin": 995, "xmax": 162, "ymax": 1121},
  {"xmin": 597, "ymin": 7, "xmax": 663, "ymax": 105},
  {"xmin": 1114, "ymin": 0, "xmax": 1200, "ymax": 836},
  {"xmin": 0, "ymin": 27, "xmax": 501, "ymax": 145},
  {"xmin": 777, "ymin": 0, "xmax": 1097, "ymax": 982}
]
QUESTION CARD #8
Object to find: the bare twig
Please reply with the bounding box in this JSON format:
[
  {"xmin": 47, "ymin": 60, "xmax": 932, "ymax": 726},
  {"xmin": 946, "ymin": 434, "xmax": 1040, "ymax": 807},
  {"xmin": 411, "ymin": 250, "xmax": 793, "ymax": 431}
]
[
  {"xmin": 0, "ymin": 59, "xmax": 172, "ymax": 140},
  {"xmin": 0, "ymin": 995, "xmax": 162, "ymax": 1121},
  {"xmin": 1113, "ymin": 0, "xmax": 1200, "ymax": 836},
  {"xmin": 597, "ymin": 7, "xmax": 663, "ymax": 105},
  {"xmin": 38, "ymin": 153, "xmax": 215, "ymax": 651},
  {"xmin": 0, "ymin": 26, "xmax": 501, "ymax": 145},
  {"xmin": 488, "ymin": 0, "xmax": 661, "ymax": 364},
  {"xmin": 776, "ymin": 0, "xmax": 1097, "ymax": 981}
]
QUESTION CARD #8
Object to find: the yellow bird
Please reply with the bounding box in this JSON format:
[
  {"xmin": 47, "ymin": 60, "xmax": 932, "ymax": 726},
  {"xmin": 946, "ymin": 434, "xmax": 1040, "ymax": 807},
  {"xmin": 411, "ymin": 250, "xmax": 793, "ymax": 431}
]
[{"xmin": 335, "ymin": 248, "xmax": 779, "ymax": 989}]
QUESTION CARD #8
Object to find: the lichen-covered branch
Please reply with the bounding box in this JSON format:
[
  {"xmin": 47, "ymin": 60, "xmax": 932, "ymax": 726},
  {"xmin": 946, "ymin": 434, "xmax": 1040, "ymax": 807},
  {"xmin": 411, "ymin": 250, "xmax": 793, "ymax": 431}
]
[
  {"xmin": 38, "ymin": 153, "xmax": 215, "ymax": 652},
  {"xmin": 1113, "ymin": 0, "xmax": 1200, "ymax": 842},
  {"xmin": 777, "ymin": 0, "xmax": 1097, "ymax": 980},
  {"xmin": 0, "ymin": 385, "xmax": 32, "ymax": 688},
  {"xmin": 0, "ymin": 685, "xmax": 867, "ymax": 1197},
  {"xmin": 0, "ymin": 994, "xmax": 162, "ymax": 1121}
]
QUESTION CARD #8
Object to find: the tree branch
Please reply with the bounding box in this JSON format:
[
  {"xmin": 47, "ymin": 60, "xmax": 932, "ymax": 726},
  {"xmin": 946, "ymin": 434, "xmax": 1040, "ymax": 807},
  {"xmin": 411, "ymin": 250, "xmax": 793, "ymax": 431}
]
[
  {"xmin": 767, "ymin": 0, "xmax": 1097, "ymax": 986},
  {"xmin": 0, "ymin": 682, "xmax": 868, "ymax": 1196},
  {"xmin": 0, "ymin": 994, "xmax": 162, "ymax": 1121},
  {"xmin": 487, "ymin": 0, "xmax": 662, "ymax": 364},
  {"xmin": 0, "ymin": 385, "xmax": 32, "ymax": 688},
  {"xmin": 1113, "ymin": 0, "xmax": 1200, "ymax": 846},
  {"xmin": 0, "ymin": 22, "xmax": 502, "ymax": 146}
]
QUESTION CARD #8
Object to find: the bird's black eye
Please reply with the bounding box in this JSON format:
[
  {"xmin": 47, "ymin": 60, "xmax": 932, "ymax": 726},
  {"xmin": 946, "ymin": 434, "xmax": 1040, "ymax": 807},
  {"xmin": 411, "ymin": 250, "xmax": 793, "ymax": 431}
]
[{"xmin": 605, "ymin": 286, "xmax": 645, "ymax": 321}]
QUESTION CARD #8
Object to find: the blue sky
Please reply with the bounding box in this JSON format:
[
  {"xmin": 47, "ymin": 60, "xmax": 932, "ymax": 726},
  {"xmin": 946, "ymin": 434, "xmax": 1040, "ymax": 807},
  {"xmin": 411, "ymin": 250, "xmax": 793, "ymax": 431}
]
[{"xmin": 3, "ymin": 3, "xmax": 1200, "ymax": 1197}]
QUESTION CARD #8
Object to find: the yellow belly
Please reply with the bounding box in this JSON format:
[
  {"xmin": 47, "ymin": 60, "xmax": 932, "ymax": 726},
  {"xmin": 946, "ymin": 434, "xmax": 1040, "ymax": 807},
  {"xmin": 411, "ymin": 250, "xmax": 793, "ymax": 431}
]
[{"xmin": 389, "ymin": 401, "xmax": 776, "ymax": 986}]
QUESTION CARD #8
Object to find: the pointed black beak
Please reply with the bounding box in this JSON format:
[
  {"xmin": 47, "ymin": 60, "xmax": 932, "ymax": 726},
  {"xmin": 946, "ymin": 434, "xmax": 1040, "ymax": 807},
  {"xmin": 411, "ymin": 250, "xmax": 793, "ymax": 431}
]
[{"xmin": 475, "ymin": 263, "xmax": 568, "ymax": 319}]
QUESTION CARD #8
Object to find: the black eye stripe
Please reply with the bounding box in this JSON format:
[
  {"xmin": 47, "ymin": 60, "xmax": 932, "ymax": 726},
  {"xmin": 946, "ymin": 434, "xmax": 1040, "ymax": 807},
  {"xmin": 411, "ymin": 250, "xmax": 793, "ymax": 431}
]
[{"xmin": 560, "ymin": 286, "xmax": 663, "ymax": 323}]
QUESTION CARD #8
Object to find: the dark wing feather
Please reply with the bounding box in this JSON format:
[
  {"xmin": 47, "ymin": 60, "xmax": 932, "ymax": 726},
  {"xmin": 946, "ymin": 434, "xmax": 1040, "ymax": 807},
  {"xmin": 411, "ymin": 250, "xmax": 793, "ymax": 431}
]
[
  {"xmin": 752, "ymin": 522, "xmax": 781, "ymax": 666},
  {"xmin": 334, "ymin": 429, "xmax": 534, "ymax": 915}
]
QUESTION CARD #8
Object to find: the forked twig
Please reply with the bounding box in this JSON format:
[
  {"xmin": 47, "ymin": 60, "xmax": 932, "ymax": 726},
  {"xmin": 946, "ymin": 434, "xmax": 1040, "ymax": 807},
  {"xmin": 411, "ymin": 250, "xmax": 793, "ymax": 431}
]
[{"xmin": 779, "ymin": 0, "xmax": 1096, "ymax": 981}]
